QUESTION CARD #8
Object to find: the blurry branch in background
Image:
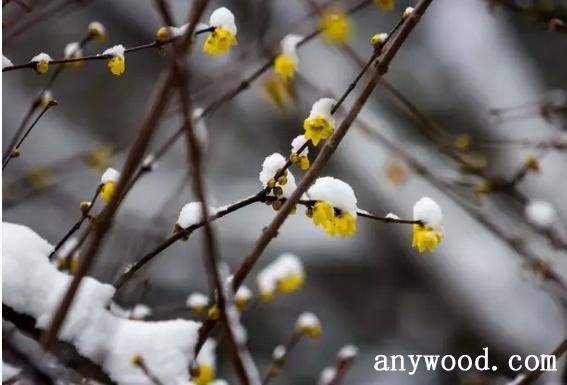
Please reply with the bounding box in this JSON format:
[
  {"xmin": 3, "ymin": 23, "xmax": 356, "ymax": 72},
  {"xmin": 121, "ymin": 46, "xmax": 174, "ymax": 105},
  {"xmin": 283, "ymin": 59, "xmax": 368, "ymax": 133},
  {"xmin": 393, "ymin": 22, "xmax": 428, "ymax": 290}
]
[
  {"xmin": 515, "ymin": 338, "xmax": 567, "ymax": 385},
  {"xmin": 262, "ymin": 332, "xmax": 303, "ymax": 385},
  {"xmin": 489, "ymin": 0, "xmax": 567, "ymax": 34},
  {"xmin": 318, "ymin": 346, "xmax": 359, "ymax": 385}
]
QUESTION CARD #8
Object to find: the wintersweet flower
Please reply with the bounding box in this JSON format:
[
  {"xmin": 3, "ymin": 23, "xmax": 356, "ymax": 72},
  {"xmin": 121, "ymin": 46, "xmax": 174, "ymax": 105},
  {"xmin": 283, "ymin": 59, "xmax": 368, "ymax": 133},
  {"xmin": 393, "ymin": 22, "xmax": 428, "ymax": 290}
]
[
  {"xmin": 303, "ymin": 98, "xmax": 336, "ymax": 146},
  {"xmin": 100, "ymin": 167, "xmax": 120, "ymax": 203},
  {"xmin": 30, "ymin": 53, "xmax": 52, "ymax": 75},
  {"xmin": 370, "ymin": 33, "xmax": 388, "ymax": 48},
  {"xmin": 263, "ymin": 74, "xmax": 295, "ymax": 109},
  {"xmin": 103, "ymin": 45, "xmax": 125, "ymax": 76},
  {"xmin": 192, "ymin": 340, "xmax": 216, "ymax": 385},
  {"xmin": 319, "ymin": 8, "xmax": 352, "ymax": 44},
  {"xmin": 412, "ymin": 197, "xmax": 444, "ymax": 253},
  {"xmin": 274, "ymin": 34, "xmax": 303, "ymax": 80},
  {"xmin": 375, "ymin": 0, "xmax": 395, "ymax": 11},
  {"xmin": 234, "ymin": 286, "xmax": 252, "ymax": 310},
  {"xmin": 186, "ymin": 292, "xmax": 209, "ymax": 315},
  {"xmin": 203, "ymin": 7, "xmax": 238, "ymax": 55},
  {"xmin": 295, "ymin": 312, "xmax": 322, "ymax": 338},
  {"xmin": 64, "ymin": 42, "xmax": 83, "ymax": 67},
  {"xmin": 290, "ymin": 135, "xmax": 310, "ymax": 170},
  {"xmin": 88, "ymin": 21, "xmax": 106, "ymax": 43},
  {"xmin": 257, "ymin": 253, "xmax": 305, "ymax": 301}
]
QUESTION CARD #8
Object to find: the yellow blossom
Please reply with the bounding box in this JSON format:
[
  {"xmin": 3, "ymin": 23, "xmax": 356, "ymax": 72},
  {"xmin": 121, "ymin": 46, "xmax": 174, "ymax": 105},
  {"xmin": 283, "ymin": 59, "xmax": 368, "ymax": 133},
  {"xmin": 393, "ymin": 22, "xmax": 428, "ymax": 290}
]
[
  {"xmin": 35, "ymin": 60, "xmax": 49, "ymax": 75},
  {"xmin": 454, "ymin": 134, "xmax": 472, "ymax": 152},
  {"xmin": 375, "ymin": 0, "xmax": 395, "ymax": 11},
  {"xmin": 88, "ymin": 21, "xmax": 107, "ymax": 43},
  {"xmin": 319, "ymin": 8, "xmax": 352, "ymax": 44},
  {"xmin": 156, "ymin": 26, "xmax": 171, "ymax": 42},
  {"xmin": 260, "ymin": 290, "xmax": 275, "ymax": 302},
  {"xmin": 101, "ymin": 182, "xmax": 115, "ymax": 202},
  {"xmin": 299, "ymin": 156, "xmax": 310, "ymax": 170},
  {"xmin": 411, "ymin": 224, "xmax": 443, "ymax": 253},
  {"xmin": 207, "ymin": 305, "xmax": 220, "ymax": 320},
  {"xmin": 334, "ymin": 213, "xmax": 357, "ymax": 238},
  {"xmin": 296, "ymin": 321, "xmax": 322, "ymax": 338},
  {"xmin": 263, "ymin": 75, "xmax": 295, "ymax": 109},
  {"xmin": 276, "ymin": 274, "xmax": 304, "ymax": 294},
  {"xmin": 203, "ymin": 27, "xmax": 238, "ymax": 55},
  {"xmin": 274, "ymin": 54, "xmax": 297, "ymax": 80},
  {"xmin": 108, "ymin": 56, "xmax": 125, "ymax": 76},
  {"xmin": 312, "ymin": 201, "xmax": 335, "ymax": 227},
  {"xmin": 192, "ymin": 364, "xmax": 215, "ymax": 385},
  {"xmin": 303, "ymin": 116, "xmax": 334, "ymax": 146}
]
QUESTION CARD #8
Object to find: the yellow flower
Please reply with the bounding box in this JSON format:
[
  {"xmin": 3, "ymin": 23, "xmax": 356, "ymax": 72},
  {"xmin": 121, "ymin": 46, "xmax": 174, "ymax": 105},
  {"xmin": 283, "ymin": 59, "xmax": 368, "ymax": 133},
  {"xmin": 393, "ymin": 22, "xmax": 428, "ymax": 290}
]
[
  {"xmin": 297, "ymin": 323, "xmax": 322, "ymax": 338},
  {"xmin": 312, "ymin": 201, "xmax": 335, "ymax": 227},
  {"xmin": 263, "ymin": 75, "xmax": 295, "ymax": 109},
  {"xmin": 370, "ymin": 33, "xmax": 388, "ymax": 49},
  {"xmin": 88, "ymin": 21, "xmax": 107, "ymax": 43},
  {"xmin": 375, "ymin": 0, "xmax": 395, "ymax": 11},
  {"xmin": 203, "ymin": 27, "xmax": 238, "ymax": 55},
  {"xmin": 260, "ymin": 290, "xmax": 275, "ymax": 302},
  {"xmin": 334, "ymin": 213, "xmax": 357, "ymax": 238},
  {"xmin": 35, "ymin": 60, "xmax": 49, "ymax": 74},
  {"xmin": 192, "ymin": 364, "xmax": 215, "ymax": 385},
  {"xmin": 276, "ymin": 273, "xmax": 304, "ymax": 294},
  {"xmin": 296, "ymin": 313, "xmax": 322, "ymax": 338},
  {"xmin": 86, "ymin": 144, "xmax": 113, "ymax": 171},
  {"xmin": 101, "ymin": 182, "xmax": 115, "ymax": 202},
  {"xmin": 274, "ymin": 54, "xmax": 297, "ymax": 80},
  {"xmin": 207, "ymin": 305, "xmax": 220, "ymax": 320},
  {"xmin": 108, "ymin": 56, "xmax": 125, "ymax": 76},
  {"xmin": 304, "ymin": 116, "xmax": 334, "ymax": 146},
  {"xmin": 411, "ymin": 224, "xmax": 443, "ymax": 253},
  {"xmin": 319, "ymin": 8, "xmax": 352, "ymax": 44},
  {"xmin": 454, "ymin": 134, "xmax": 471, "ymax": 152},
  {"xmin": 299, "ymin": 156, "xmax": 310, "ymax": 170},
  {"xmin": 156, "ymin": 26, "xmax": 171, "ymax": 42}
]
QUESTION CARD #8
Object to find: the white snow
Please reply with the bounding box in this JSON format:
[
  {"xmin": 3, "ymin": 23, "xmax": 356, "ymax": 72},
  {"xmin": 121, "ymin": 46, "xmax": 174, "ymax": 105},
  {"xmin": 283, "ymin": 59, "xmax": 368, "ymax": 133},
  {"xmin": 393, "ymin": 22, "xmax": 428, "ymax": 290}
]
[
  {"xmin": 57, "ymin": 237, "xmax": 78, "ymax": 258},
  {"xmin": 210, "ymin": 380, "xmax": 229, "ymax": 385},
  {"xmin": 385, "ymin": 212, "xmax": 400, "ymax": 220},
  {"xmin": 209, "ymin": 7, "xmax": 237, "ymax": 35},
  {"xmin": 196, "ymin": 339, "xmax": 217, "ymax": 369},
  {"xmin": 103, "ymin": 45, "xmax": 125, "ymax": 59},
  {"xmin": 257, "ymin": 253, "xmax": 304, "ymax": 295},
  {"xmin": 3, "ymin": 55, "xmax": 13, "ymax": 68},
  {"xmin": 186, "ymin": 292, "xmax": 209, "ymax": 308},
  {"xmin": 337, "ymin": 344, "xmax": 358, "ymax": 360},
  {"xmin": 306, "ymin": 176, "xmax": 358, "ymax": 216},
  {"xmin": 403, "ymin": 6, "xmax": 415, "ymax": 18},
  {"xmin": 307, "ymin": 98, "xmax": 336, "ymax": 122},
  {"xmin": 193, "ymin": 108, "xmax": 209, "ymax": 150},
  {"xmin": 2, "ymin": 362, "xmax": 20, "ymax": 381},
  {"xmin": 296, "ymin": 312, "xmax": 321, "ymax": 330},
  {"xmin": 177, "ymin": 202, "xmax": 218, "ymax": 229},
  {"xmin": 64, "ymin": 42, "xmax": 82, "ymax": 58},
  {"xmin": 525, "ymin": 200, "xmax": 556, "ymax": 229},
  {"xmin": 131, "ymin": 304, "xmax": 152, "ymax": 319},
  {"xmin": 2, "ymin": 222, "xmax": 201, "ymax": 385},
  {"xmin": 101, "ymin": 167, "xmax": 120, "ymax": 184},
  {"xmin": 317, "ymin": 367, "xmax": 336, "ymax": 385},
  {"xmin": 272, "ymin": 345, "xmax": 286, "ymax": 361},
  {"xmin": 235, "ymin": 285, "xmax": 252, "ymax": 303},
  {"xmin": 258, "ymin": 153, "xmax": 297, "ymax": 198},
  {"xmin": 291, "ymin": 135, "xmax": 309, "ymax": 155},
  {"xmin": 413, "ymin": 196, "xmax": 443, "ymax": 230},
  {"xmin": 88, "ymin": 21, "xmax": 106, "ymax": 36},
  {"xmin": 280, "ymin": 34, "xmax": 303, "ymax": 62},
  {"xmin": 30, "ymin": 53, "xmax": 52, "ymax": 63}
]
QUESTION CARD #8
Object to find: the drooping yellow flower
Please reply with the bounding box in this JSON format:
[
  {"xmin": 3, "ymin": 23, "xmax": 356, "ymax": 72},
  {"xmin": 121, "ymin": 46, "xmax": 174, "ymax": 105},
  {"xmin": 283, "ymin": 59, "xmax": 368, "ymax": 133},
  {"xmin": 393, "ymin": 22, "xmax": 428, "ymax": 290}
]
[
  {"xmin": 412, "ymin": 224, "xmax": 443, "ymax": 253},
  {"xmin": 374, "ymin": 0, "xmax": 395, "ymax": 11},
  {"xmin": 192, "ymin": 364, "xmax": 215, "ymax": 385},
  {"xmin": 304, "ymin": 116, "xmax": 334, "ymax": 146},
  {"xmin": 31, "ymin": 53, "xmax": 52, "ymax": 75},
  {"xmin": 101, "ymin": 182, "xmax": 115, "ymax": 202},
  {"xmin": 312, "ymin": 201, "xmax": 335, "ymax": 228},
  {"xmin": 103, "ymin": 45, "xmax": 126, "ymax": 76},
  {"xmin": 276, "ymin": 273, "xmax": 304, "ymax": 294},
  {"xmin": 319, "ymin": 8, "xmax": 352, "ymax": 44},
  {"xmin": 274, "ymin": 54, "xmax": 297, "ymax": 80},
  {"xmin": 263, "ymin": 75, "xmax": 295, "ymax": 109},
  {"xmin": 203, "ymin": 27, "xmax": 238, "ymax": 55},
  {"xmin": 334, "ymin": 213, "xmax": 357, "ymax": 238}
]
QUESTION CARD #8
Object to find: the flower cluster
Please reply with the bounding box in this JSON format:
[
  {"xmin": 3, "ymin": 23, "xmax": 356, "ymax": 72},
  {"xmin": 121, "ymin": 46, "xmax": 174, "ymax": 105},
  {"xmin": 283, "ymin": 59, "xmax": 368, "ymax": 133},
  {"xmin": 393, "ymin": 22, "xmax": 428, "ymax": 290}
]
[
  {"xmin": 202, "ymin": 7, "xmax": 238, "ymax": 55},
  {"xmin": 257, "ymin": 253, "xmax": 305, "ymax": 301},
  {"xmin": 306, "ymin": 177, "xmax": 358, "ymax": 238},
  {"xmin": 100, "ymin": 167, "xmax": 120, "ymax": 203},
  {"xmin": 411, "ymin": 197, "xmax": 444, "ymax": 253},
  {"xmin": 289, "ymin": 135, "xmax": 310, "ymax": 170},
  {"xmin": 259, "ymin": 153, "xmax": 298, "ymax": 210},
  {"xmin": 303, "ymin": 98, "xmax": 336, "ymax": 146},
  {"xmin": 274, "ymin": 34, "xmax": 303, "ymax": 80}
]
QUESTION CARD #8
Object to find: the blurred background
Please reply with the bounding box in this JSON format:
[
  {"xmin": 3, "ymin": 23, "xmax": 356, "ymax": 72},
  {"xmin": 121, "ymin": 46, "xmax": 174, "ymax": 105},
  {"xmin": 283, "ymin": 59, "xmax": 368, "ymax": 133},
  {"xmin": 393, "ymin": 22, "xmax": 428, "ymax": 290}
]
[{"xmin": 2, "ymin": 0, "xmax": 567, "ymax": 384}]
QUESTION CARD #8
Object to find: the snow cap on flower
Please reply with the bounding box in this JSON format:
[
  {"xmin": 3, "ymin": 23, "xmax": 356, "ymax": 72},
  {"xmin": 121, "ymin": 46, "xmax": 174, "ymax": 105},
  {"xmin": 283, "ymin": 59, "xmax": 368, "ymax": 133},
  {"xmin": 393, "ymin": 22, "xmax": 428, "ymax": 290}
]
[
  {"xmin": 88, "ymin": 21, "xmax": 106, "ymax": 42},
  {"xmin": 64, "ymin": 42, "xmax": 82, "ymax": 58},
  {"xmin": 280, "ymin": 34, "xmax": 303, "ymax": 61},
  {"xmin": 177, "ymin": 202, "xmax": 218, "ymax": 229},
  {"xmin": 337, "ymin": 345, "xmax": 358, "ymax": 360},
  {"xmin": 295, "ymin": 312, "xmax": 322, "ymax": 338},
  {"xmin": 291, "ymin": 135, "xmax": 309, "ymax": 156},
  {"xmin": 274, "ymin": 34, "xmax": 303, "ymax": 79},
  {"xmin": 318, "ymin": 367, "xmax": 337, "ymax": 385},
  {"xmin": 272, "ymin": 345, "xmax": 286, "ymax": 361},
  {"xmin": 303, "ymin": 98, "xmax": 336, "ymax": 145},
  {"xmin": 234, "ymin": 285, "xmax": 252, "ymax": 310},
  {"xmin": 31, "ymin": 53, "xmax": 52, "ymax": 74},
  {"xmin": 101, "ymin": 167, "xmax": 120, "ymax": 184},
  {"xmin": 257, "ymin": 253, "xmax": 304, "ymax": 301},
  {"xmin": 3, "ymin": 55, "xmax": 13, "ymax": 69},
  {"xmin": 259, "ymin": 153, "xmax": 297, "ymax": 198},
  {"xmin": 403, "ymin": 6, "xmax": 415, "ymax": 18},
  {"xmin": 413, "ymin": 197, "xmax": 443, "ymax": 230},
  {"xmin": 103, "ymin": 45, "xmax": 126, "ymax": 76},
  {"xmin": 130, "ymin": 304, "xmax": 152, "ymax": 320},
  {"xmin": 307, "ymin": 176, "xmax": 358, "ymax": 216},
  {"xmin": 385, "ymin": 213, "xmax": 400, "ymax": 220},
  {"xmin": 525, "ymin": 200, "xmax": 556, "ymax": 229},
  {"xmin": 202, "ymin": 7, "xmax": 238, "ymax": 55},
  {"xmin": 209, "ymin": 7, "xmax": 237, "ymax": 35},
  {"xmin": 308, "ymin": 98, "xmax": 335, "ymax": 121},
  {"xmin": 193, "ymin": 340, "xmax": 217, "ymax": 385},
  {"xmin": 370, "ymin": 33, "xmax": 388, "ymax": 48},
  {"xmin": 40, "ymin": 90, "xmax": 55, "ymax": 107},
  {"xmin": 186, "ymin": 292, "xmax": 209, "ymax": 312}
]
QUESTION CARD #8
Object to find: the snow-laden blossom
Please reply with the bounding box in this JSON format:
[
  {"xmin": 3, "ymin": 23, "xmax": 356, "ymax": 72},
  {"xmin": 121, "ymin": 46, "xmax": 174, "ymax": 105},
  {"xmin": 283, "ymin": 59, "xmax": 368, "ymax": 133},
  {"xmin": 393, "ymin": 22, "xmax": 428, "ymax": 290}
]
[
  {"xmin": 257, "ymin": 253, "xmax": 304, "ymax": 301},
  {"xmin": 100, "ymin": 167, "xmax": 120, "ymax": 203},
  {"xmin": 40, "ymin": 90, "xmax": 55, "ymax": 107},
  {"xmin": 54, "ymin": 237, "xmax": 79, "ymax": 273},
  {"xmin": 234, "ymin": 285, "xmax": 252, "ymax": 310},
  {"xmin": 375, "ymin": 0, "xmax": 395, "ymax": 11},
  {"xmin": 186, "ymin": 292, "xmax": 209, "ymax": 315},
  {"xmin": 272, "ymin": 345, "xmax": 286, "ymax": 361},
  {"xmin": 203, "ymin": 7, "xmax": 238, "ymax": 55},
  {"xmin": 318, "ymin": 367, "xmax": 336, "ymax": 385},
  {"xmin": 412, "ymin": 197, "xmax": 444, "ymax": 253},
  {"xmin": 319, "ymin": 8, "xmax": 351, "ymax": 44},
  {"xmin": 290, "ymin": 135, "xmax": 310, "ymax": 170},
  {"xmin": 403, "ymin": 6, "xmax": 415, "ymax": 18},
  {"xmin": 307, "ymin": 177, "xmax": 358, "ymax": 238},
  {"xmin": 385, "ymin": 213, "xmax": 400, "ymax": 220},
  {"xmin": 262, "ymin": 74, "xmax": 295, "ymax": 110},
  {"xmin": 259, "ymin": 153, "xmax": 297, "ymax": 199},
  {"xmin": 30, "ymin": 53, "xmax": 52, "ymax": 75},
  {"xmin": 337, "ymin": 345, "xmax": 358, "ymax": 360},
  {"xmin": 176, "ymin": 202, "xmax": 218, "ymax": 230},
  {"xmin": 88, "ymin": 21, "xmax": 106, "ymax": 43},
  {"xmin": 2, "ymin": 222, "xmax": 202, "ymax": 385},
  {"xmin": 303, "ymin": 98, "xmax": 336, "ymax": 146},
  {"xmin": 193, "ymin": 339, "xmax": 217, "ymax": 385},
  {"xmin": 3, "ymin": 55, "xmax": 13, "ymax": 69},
  {"xmin": 130, "ymin": 304, "xmax": 152, "ymax": 320},
  {"xmin": 64, "ymin": 42, "xmax": 83, "ymax": 67},
  {"xmin": 525, "ymin": 200, "xmax": 556, "ymax": 229},
  {"xmin": 370, "ymin": 33, "xmax": 388, "ymax": 48},
  {"xmin": 274, "ymin": 34, "xmax": 303, "ymax": 80},
  {"xmin": 295, "ymin": 312, "xmax": 322, "ymax": 338},
  {"xmin": 103, "ymin": 45, "xmax": 125, "ymax": 76}
]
